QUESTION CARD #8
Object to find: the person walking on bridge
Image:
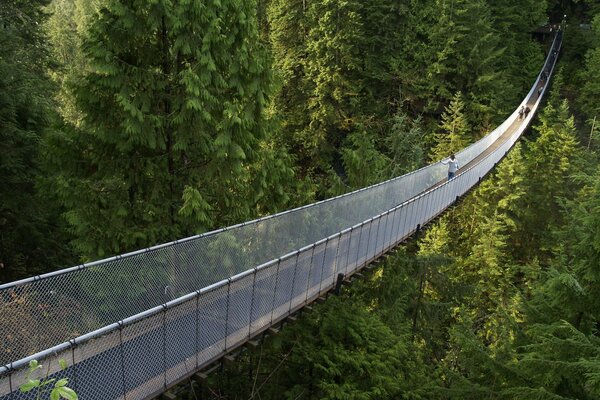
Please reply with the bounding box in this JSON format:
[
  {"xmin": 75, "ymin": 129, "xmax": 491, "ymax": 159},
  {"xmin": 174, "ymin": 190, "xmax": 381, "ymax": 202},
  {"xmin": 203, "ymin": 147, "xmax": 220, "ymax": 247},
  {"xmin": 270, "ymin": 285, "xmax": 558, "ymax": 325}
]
[{"xmin": 442, "ymin": 154, "xmax": 459, "ymax": 180}]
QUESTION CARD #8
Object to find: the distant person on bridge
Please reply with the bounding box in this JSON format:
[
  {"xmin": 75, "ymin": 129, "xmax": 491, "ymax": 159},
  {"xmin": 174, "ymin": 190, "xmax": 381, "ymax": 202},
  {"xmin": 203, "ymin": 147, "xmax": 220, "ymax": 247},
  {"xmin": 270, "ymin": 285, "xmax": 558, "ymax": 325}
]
[
  {"xmin": 524, "ymin": 105, "xmax": 531, "ymax": 118},
  {"xmin": 519, "ymin": 106, "xmax": 525, "ymax": 119},
  {"xmin": 441, "ymin": 154, "xmax": 459, "ymax": 180}
]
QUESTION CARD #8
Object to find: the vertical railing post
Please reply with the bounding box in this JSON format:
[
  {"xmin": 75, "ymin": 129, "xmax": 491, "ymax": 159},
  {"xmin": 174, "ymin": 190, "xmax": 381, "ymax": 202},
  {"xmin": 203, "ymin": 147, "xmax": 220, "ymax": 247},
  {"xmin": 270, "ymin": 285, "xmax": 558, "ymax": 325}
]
[
  {"xmin": 70, "ymin": 341, "xmax": 77, "ymax": 391},
  {"xmin": 8, "ymin": 366, "xmax": 13, "ymax": 394},
  {"xmin": 388, "ymin": 210, "xmax": 395, "ymax": 250},
  {"xmin": 269, "ymin": 259, "xmax": 282, "ymax": 325},
  {"xmin": 417, "ymin": 195, "xmax": 425, "ymax": 231},
  {"xmin": 388, "ymin": 208, "xmax": 398, "ymax": 250},
  {"xmin": 343, "ymin": 227, "xmax": 354, "ymax": 276},
  {"xmin": 248, "ymin": 269, "xmax": 257, "ymax": 339},
  {"xmin": 394, "ymin": 206, "xmax": 403, "ymax": 244},
  {"xmin": 317, "ymin": 239, "xmax": 329, "ymax": 296},
  {"xmin": 118, "ymin": 322, "xmax": 127, "ymax": 400},
  {"xmin": 410, "ymin": 198, "xmax": 418, "ymax": 236},
  {"xmin": 379, "ymin": 212, "xmax": 389, "ymax": 256},
  {"xmin": 195, "ymin": 292, "xmax": 200, "ymax": 370},
  {"xmin": 304, "ymin": 245, "xmax": 317, "ymax": 305},
  {"xmin": 364, "ymin": 218, "xmax": 374, "ymax": 263},
  {"xmin": 354, "ymin": 223, "xmax": 364, "ymax": 270},
  {"xmin": 432, "ymin": 186, "xmax": 440, "ymax": 219},
  {"xmin": 371, "ymin": 215, "xmax": 382, "ymax": 261},
  {"xmin": 330, "ymin": 234, "xmax": 342, "ymax": 292},
  {"xmin": 424, "ymin": 190, "xmax": 433, "ymax": 225},
  {"xmin": 162, "ymin": 306, "xmax": 167, "ymax": 390},
  {"xmin": 288, "ymin": 253, "xmax": 300, "ymax": 314},
  {"xmin": 224, "ymin": 279, "xmax": 232, "ymax": 352}
]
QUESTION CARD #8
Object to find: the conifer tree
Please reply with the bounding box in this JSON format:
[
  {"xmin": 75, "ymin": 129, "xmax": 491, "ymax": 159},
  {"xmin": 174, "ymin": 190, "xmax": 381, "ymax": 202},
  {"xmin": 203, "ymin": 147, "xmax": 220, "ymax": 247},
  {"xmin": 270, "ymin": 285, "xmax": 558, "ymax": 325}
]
[
  {"xmin": 488, "ymin": 0, "xmax": 547, "ymax": 105},
  {"xmin": 46, "ymin": 0, "xmax": 290, "ymax": 258},
  {"xmin": 412, "ymin": 220, "xmax": 457, "ymax": 361},
  {"xmin": 384, "ymin": 113, "xmax": 425, "ymax": 178},
  {"xmin": 0, "ymin": 0, "xmax": 72, "ymax": 282},
  {"xmin": 267, "ymin": 0, "xmax": 314, "ymax": 180},
  {"xmin": 431, "ymin": 92, "xmax": 471, "ymax": 161},
  {"xmin": 268, "ymin": 0, "xmax": 417, "ymax": 196},
  {"xmin": 507, "ymin": 168, "xmax": 600, "ymax": 399},
  {"xmin": 45, "ymin": 0, "xmax": 102, "ymax": 125},
  {"xmin": 426, "ymin": 0, "xmax": 505, "ymax": 124},
  {"xmin": 523, "ymin": 100, "xmax": 581, "ymax": 259},
  {"xmin": 579, "ymin": 14, "xmax": 600, "ymax": 122},
  {"xmin": 341, "ymin": 127, "xmax": 388, "ymax": 190},
  {"xmin": 548, "ymin": 166, "xmax": 600, "ymax": 328},
  {"xmin": 303, "ymin": 0, "xmax": 370, "ymax": 193},
  {"xmin": 468, "ymin": 144, "xmax": 529, "ymax": 261}
]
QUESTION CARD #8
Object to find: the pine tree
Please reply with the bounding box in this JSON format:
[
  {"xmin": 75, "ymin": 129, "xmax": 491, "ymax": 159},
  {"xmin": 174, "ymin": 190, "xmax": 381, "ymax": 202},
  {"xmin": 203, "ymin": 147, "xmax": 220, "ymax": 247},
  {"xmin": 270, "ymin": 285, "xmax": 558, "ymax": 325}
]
[
  {"xmin": 384, "ymin": 112, "xmax": 425, "ymax": 178},
  {"xmin": 340, "ymin": 126, "xmax": 388, "ymax": 190},
  {"xmin": 45, "ymin": 0, "xmax": 102, "ymax": 125},
  {"xmin": 426, "ymin": 0, "xmax": 505, "ymax": 125},
  {"xmin": 578, "ymin": 14, "xmax": 600, "ymax": 123},
  {"xmin": 488, "ymin": 0, "xmax": 547, "ymax": 108},
  {"xmin": 0, "ymin": 0, "xmax": 73, "ymax": 282},
  {"xmin": 431, "ymin": 92, "xmax": 471, "ymax": 161},
  {"xmin": 523, "ymin": 99, "xmax": 581, "ymax": 260},
  {"xmin": 268, "ymin": 0, "xmax": 418, "ymax": 197},
  {"xmin": 267, "ymin": 0, "xmax": 314, "ymax": 181},
  {"xmin": 498, "ymin": 144, "xmax": 600, "ymax": 400},
  {"xmin": 44, "ymin": 0, "xmax": 291, "ymax": 258}
]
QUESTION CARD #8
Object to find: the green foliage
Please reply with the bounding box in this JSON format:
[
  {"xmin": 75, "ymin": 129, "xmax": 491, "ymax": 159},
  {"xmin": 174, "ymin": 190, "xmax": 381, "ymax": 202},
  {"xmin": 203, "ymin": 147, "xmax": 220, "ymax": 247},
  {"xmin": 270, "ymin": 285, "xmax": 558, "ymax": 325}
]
[
  {"xmin": 268, "ymin": 0, "xmax": 436, "ymax": 197},
  {"xmin": 544, "ymin": 165, "xmax": 600, "ymax": 327},
  {"xmin": 430, "ymin": 92, "xmax": 471, "ymax": 161},
  {"xmin": 20, "ymin": 360, "xmax": 78, "ymax": 400},
  {"xmin": 489, "ymin": 0, "xmax": 547, "ymax": 111},
  {"xmin": 384, "ymin": 113, "xmax": 426, "ymax": 178},
  {"xmin": 426, "ymin": 0, "xmax": 507, "ymax": 122},
  {"xmin": 0, "ymin": 0, "xmax": 74, "ymax": 283},
  {"xmin": 44, "ymin": 0, "xmax": 292, "ymax": 259},
  {"xmin": 341, "ymin": 127, "xmax": 388, "ymax": 190},
  {"xmin": 578, "ymin": 14, "xmax": 600, "ymax": 121},
  {"xmin": 522, "ymin": 99, "xmax": 581, "ymax": 259},
  {"xmin": 45, "ymin": 0, "xmax": 102, "ymax": 126}
]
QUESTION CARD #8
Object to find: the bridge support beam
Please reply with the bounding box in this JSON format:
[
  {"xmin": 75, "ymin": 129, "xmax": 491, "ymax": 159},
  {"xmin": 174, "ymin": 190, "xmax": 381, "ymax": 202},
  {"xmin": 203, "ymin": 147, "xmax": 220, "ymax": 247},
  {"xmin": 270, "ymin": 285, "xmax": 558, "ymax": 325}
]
[
  {"xmin": 194, "ymin": 362, "xmax": 222, "ymax": 381},
  {"xmin": 334, "ymin": 273, "xmax": 345, "ymax": 295},
  {"xmin": 161, "ymin": 391, "xmax": 177, "ymax": 400}
]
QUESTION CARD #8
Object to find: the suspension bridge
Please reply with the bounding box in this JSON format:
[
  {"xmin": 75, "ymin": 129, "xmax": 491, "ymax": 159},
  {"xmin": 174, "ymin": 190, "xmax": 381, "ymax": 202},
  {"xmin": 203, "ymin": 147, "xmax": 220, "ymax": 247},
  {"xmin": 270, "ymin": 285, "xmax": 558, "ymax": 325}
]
[{"xmin": 0, "ymin": 29, "xmax": 563, "ymax": 400}]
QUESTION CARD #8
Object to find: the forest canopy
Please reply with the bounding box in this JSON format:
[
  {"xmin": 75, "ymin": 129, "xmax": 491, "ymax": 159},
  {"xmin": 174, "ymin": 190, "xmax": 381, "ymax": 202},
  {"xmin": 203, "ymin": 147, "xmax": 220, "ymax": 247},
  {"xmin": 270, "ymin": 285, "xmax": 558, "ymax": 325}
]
[{"xmin": 2, "ymin": 0, "xmax": 600, "ymax": 398}]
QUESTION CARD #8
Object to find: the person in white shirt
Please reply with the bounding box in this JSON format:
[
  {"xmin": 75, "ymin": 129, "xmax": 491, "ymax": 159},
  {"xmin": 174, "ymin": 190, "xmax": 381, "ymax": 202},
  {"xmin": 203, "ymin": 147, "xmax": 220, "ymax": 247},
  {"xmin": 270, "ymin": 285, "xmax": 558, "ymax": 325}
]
[{"xmin": 441, "ymin": 154, "xmax": 459, "ymax": 180}]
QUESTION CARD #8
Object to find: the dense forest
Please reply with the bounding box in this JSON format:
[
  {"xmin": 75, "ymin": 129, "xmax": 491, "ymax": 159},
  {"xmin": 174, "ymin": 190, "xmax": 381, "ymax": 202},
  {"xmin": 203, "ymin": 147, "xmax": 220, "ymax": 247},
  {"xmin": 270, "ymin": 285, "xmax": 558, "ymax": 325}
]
[{"xmin": 2, "ymin": 0, "xmax": 600, "ymax": 398}]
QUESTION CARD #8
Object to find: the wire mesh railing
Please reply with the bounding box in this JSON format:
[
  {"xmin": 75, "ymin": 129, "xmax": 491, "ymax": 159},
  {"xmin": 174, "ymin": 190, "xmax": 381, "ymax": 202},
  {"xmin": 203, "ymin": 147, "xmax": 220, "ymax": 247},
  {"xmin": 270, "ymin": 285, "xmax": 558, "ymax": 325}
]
[{"xmin": 0, "ymin": 27, "xmax": 562, "ymax": 400}]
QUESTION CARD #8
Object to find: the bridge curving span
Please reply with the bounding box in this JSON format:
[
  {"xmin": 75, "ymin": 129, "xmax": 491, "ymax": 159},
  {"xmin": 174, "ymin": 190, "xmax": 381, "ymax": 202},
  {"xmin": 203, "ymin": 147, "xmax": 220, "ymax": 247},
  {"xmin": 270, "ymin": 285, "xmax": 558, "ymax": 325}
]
[{"xmin": 0, "ymin": 29, "xmax": 562, "ymax": 400}]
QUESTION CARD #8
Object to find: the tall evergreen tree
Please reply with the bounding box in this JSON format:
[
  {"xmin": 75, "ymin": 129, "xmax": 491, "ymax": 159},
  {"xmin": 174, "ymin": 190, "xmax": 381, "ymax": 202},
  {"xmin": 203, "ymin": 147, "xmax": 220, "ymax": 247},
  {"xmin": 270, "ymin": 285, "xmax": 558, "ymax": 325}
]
[
  {"xmin": 426, "ymin": 0, "xmax": 505, "ymax": 126},
  {"xmin": 431, "ymin": 92, "xmax": 471, "ymax": 161},
  {"xmin": 45, "ymin": 0, "xmax": 291, "ymax": 258},
  {"xmin": 523, "ymin": 100, "xmax": 581, "ymax": 259},
  {"xmin": 267, "ymin": 0, "xmax": 314, "ymax": 181},
  {"xmin": 578, "ymin": 14, "xmax": 600, "ymax": 123},
  {"xmin": 267, "ymin": 0, "xmax": 423, "ymax": 197},
  {"xmin": 488, "ymin": 0, "xmax": 547, "ymax": 107},
  {"xmin": 0, "ymin": 0, "xmax": 72, "ymax": 282},
  {"xmin": 341, "ymin": 126, "xmax": 388, "ymax": 190},
  {"xmin": 384, "ymin": 113, "xmax": 425, "ymax": 178},
  {"xmin": 45, "ymin": 0, "xmax": 102, "ymax": 125}
]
